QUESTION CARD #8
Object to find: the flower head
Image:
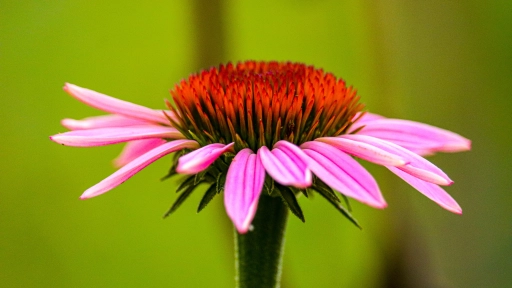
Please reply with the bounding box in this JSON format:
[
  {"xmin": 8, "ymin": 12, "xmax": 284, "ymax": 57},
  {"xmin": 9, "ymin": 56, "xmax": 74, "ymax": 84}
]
[{"xmin": 51, "ymin": 61, "xmax": 470, "ymax": 233}]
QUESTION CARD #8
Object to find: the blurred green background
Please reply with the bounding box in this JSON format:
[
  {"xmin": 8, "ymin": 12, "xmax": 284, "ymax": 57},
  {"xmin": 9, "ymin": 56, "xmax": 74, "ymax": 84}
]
[{"xmin": 1, "ymin": 0, "xmax": 510, "ymax": 287}]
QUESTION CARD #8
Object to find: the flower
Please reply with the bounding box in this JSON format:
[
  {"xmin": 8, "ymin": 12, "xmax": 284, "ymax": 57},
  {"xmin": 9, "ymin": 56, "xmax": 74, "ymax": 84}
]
[{"xmin": 50, "ymin": 61, "xmax": 470, "ymax": 233}]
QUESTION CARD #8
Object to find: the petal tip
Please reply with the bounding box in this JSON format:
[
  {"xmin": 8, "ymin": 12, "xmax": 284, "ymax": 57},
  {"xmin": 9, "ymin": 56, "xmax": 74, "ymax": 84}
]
[
  {"xmin": 60, "ymin": 118, "xmax": 74, "ymax": 129},
  {"xmin": 226, "ymin": 142, "xmax": 235, "ymax": 151},
  {"xmin": 438, "ymin": 177, "xmax": 454, "ymax": 186},
  {"xmin": 235, "ymin": 225, "xmax": 250, "ymax": 234},
  {"xmin": 460, "ymin": 140, "xmax": 472, "ymax": 152},
  {"xmin": 429, "ymin": 176, "xmax": 454, "ymax": 186},
  {"xmin": 373, "ymin": 199, "xmax": 388, "ymax": 209},
  {"xmin": 49, "ymin": 135, "xmax": 62, "ymax": 144},
  {"xmin": 447, "ymin": 203, "xmax": 462, "ymax": 214},
  {"xmin": 63, "ymin": 83, "xmax": 75, "ymax": 93},
  {"xmin": 444, "ymin": 140, "xmax": 472, "ymax": 153}
]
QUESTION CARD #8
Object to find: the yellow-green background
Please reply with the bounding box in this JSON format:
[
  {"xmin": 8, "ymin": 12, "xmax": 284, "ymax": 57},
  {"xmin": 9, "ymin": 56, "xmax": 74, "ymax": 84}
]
[{"xmin": 1, "ymin": 1, "xmax": 510, "ymax": 287}]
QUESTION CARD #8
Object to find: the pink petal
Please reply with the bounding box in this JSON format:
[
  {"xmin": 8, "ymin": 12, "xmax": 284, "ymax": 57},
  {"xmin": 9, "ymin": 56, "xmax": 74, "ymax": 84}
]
[
  {"xmin": 224, "ymin": 149, "xmax": 265, "ymax": 234},
  {"xmin": 80, "ymin": 139, "xmax": 199, "ymax": 199},
  {"xmin": 50, "ymin": 125, "xmax": 184, "ymax": 147},
  {"xmin": 61, "ymin": 114, "xmax": 149, "ymax": 130},
  {"xmin": 113, "ymin": 138, "xmax": 167, "ymax": 168},
  {"xmin": 355, "ymin": 118, "xmax": 471, "ymax": 155},
  {"xmin": 316, "ymin": 137, "xmax": 407, "ymax": 166},
  {"xmin": 388, "ymin": 167, "xmax": 462, "ymax": 214},
  {"xmin": 301, "ymin": 141, "xmax": 387, "ymax": 208},
  {"xmin": 340, "ymin": 135, "xmax": 453, "ymax": 186},
  {"xmin": 273, "ymin": 140, "xmax": 313, "ymax": 187},
  {"xmin": 64, "ymin": 83, "xmax": 170, "ymax": 125},
  {"xmin": 258, "ymin": 142, "xmax": 312, "ymax": 188},
  {"xmin": 176, "ymin": 142, "xmax": 235, "ymax": 174}
]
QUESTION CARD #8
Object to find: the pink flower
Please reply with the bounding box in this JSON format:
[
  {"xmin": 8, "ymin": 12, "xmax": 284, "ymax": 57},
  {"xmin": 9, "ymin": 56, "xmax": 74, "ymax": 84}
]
[{"xmin": 50, "ymin": 61, "xmax": 470, "ymax": 233}]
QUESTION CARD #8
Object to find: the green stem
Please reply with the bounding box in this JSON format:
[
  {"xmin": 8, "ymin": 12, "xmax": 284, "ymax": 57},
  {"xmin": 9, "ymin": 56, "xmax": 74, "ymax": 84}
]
[{"xmin": 235, "ymin": 194, "xmax": 289, "ymax": 288}]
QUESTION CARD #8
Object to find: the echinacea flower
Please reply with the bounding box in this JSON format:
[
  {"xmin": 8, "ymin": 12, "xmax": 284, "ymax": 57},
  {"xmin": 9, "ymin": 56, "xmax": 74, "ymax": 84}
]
[{"xmin": 50, "ymin": 61, "xmax": 470, "ymax": 233}]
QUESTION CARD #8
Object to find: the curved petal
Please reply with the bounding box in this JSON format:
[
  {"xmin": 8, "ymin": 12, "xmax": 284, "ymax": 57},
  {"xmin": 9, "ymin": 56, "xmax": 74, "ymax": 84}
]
[
  {"xmin": 50, "ymin": 125, "xmax": 184, "ymax": 147},
  {"xmin": 301, "ymin": 141, "xmax": 386, "ymax": 208},
  {"xmin": 64, "ymin": 83, "xmax": 170, "ymax": 124},
  {"xmin": 316, "ymin": 137, "xmax": 407, "ymax": 166},
  {"xmin": 355, "ymin": 118, "xmax": 471, "ymax": 155},
  {"xmin": 113, "ymin": 138, "xmax": 167, "ymax": 168},
  {"xmin": 224, "ymin": 149, "xmax": 265, "ymax": 234},
  {"xmin": 340, "ymin": 134, "xmax": 453, "ymax": 186},
  {"xmin": 273, "ymin": 140, "xmax": 313, "ymax": 187},
  {"xmin": 258, "ymin": 142, "xmax": 312, "ymax": 188},
  {"xmin": 61, "ymin": 114, "xmax": 149, "ymax": 130},
  {"xmin": 80, "ymin": 139, "xmax": 199, "ymax": 199},
  {"xmin": 388, "ymin": 167, "xmax": 462, "ymax": 214},
  {"xmin": 177, "ymin": 142, "xmax": 234, "ymax": 174}
]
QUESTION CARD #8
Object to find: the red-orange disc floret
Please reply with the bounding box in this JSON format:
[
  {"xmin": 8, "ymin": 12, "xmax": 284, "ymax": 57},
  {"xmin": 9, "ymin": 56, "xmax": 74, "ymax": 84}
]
[{"xmin": 168, "ymin": 61, "xmax": 364, "ymax": 152}]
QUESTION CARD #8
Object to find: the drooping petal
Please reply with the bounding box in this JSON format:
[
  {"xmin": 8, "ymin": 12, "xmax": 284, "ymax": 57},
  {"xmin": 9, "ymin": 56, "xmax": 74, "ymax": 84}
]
[
  {"xmin": 80, "ymin": 139, "xmax": 199, "ymax": 199},
  {"xmin": 355, "ymin": 118, "xmax": 471, "ymax": 155},
  {"xmin": 300, "ymin": 141, "xmax": 387, "ymax": 208},
  {"xmin": 316, "ymin": 137, "xmax": 407, "ymax": 166},
  {"xmin": 50, "ymin": 125, "xmax": 184, "ymax": 147},
  {"xmin": 64, "ymin": 83, "xmax": 170, "ymax": 124},
  {"xmin": 388, "ymin": 167, "xmax": 462, "ymax": 214},
  {"xmin": 258, "ymin": 142, "xmax": 312, "ymax": 188},
  {"xmin": 273, "ymin": 140, "xmax": 313, "ymax": 187},
  {"xmin": 176, "ymin": 142, "xmax": 235, "ymax": 174},
  {"xmin": 224, "ymin": 149, "xmax": 265, "ymax": 234},
  {"xmin": 340, "ymin": 134, "xmax": 453, "ymax": 186},
  {"xmin": 61, "ymin": 114, "xmax": 149, "ymax": 130},
  {"xmin": 113, "ymin": 138, "xmax": 167, "ymax": 168}
]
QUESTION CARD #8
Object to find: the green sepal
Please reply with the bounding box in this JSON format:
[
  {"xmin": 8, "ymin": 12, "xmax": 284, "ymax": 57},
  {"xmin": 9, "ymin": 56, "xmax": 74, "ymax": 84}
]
[
  {"xmin": 264, "ymin": 176, "xmax": 275, "ymax": 195},
  {"xmin": 340, "ymin": 194, "xmax": 352, "ymax": 212},
  {"xmin": 202, "ymin": 130, "xmax": 217, "ymax": 143},
  {"xmin": 314, "ymin": 180, "xmax": 340, "ymax": 203},
  {"xmin": 176, "ymin": 175, "xmax": 196, "ymax": 193},
  {"xmin": 197, "ymin": 184, "xmax": 218, "ymax": 213},
  {"xmin": 194, "ymin": 168, "xmax": 210, "ymax": 185},
  {"xmin": 163, "ymin": 108, "xmax": 188, "ymax": 138},
  {"xmin": 160, "ymin": 171, "xmax": 176, "ymax": 182},
  {"xmin": 160, "ymin": 150, "xmax": 186, "ymax": 181},
  {"xmin": 348, "ymin": 124, "xmax": 365, "ymax": 135},
  {"xmin": 290, "ymin": 187, "xmax": 308, "ymax": 198},
  {"xmin": 216, "ymin": 173, "xmax": 225, "ymax": 194},
  {"xmin": 313, "ymin": 186, "xmax": 361, "ymax": 229},
  {"xmin": 276, "ymin": 185, "xmax": 305, "ymax": 223},
  {"xmin": 163, "ymin": 184, "xmax": 196, "ymax": 218},
  {"xmin": 216, "ymin": 154, "xmax": 232, "ymax": 171},
  {"xmin": 187, "ymin": 130, "xmax": 205, "ymax": 146},
  {"xmin": 235, "ymin": 133, "xmax": 249, "ymax": 151}
]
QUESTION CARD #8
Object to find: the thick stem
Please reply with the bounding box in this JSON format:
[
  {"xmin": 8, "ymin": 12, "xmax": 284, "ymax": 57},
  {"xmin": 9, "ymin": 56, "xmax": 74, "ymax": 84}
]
[{"xmin": 235, "ymin": 195, "xmax": 289, "ymax": 288}]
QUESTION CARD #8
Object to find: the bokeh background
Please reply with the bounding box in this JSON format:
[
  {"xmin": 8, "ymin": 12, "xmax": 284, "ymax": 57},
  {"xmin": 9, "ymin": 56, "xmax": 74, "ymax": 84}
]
[{"xmin": 1, "ymin": 1, "xmax": 511, "ymax": 287}]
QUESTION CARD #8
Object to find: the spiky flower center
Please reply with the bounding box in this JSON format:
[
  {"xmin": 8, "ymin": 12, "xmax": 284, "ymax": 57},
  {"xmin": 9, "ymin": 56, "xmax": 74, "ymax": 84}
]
[{"xmin": 168, "ymin": 61, "xmax": 364, "ymax": 152}]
